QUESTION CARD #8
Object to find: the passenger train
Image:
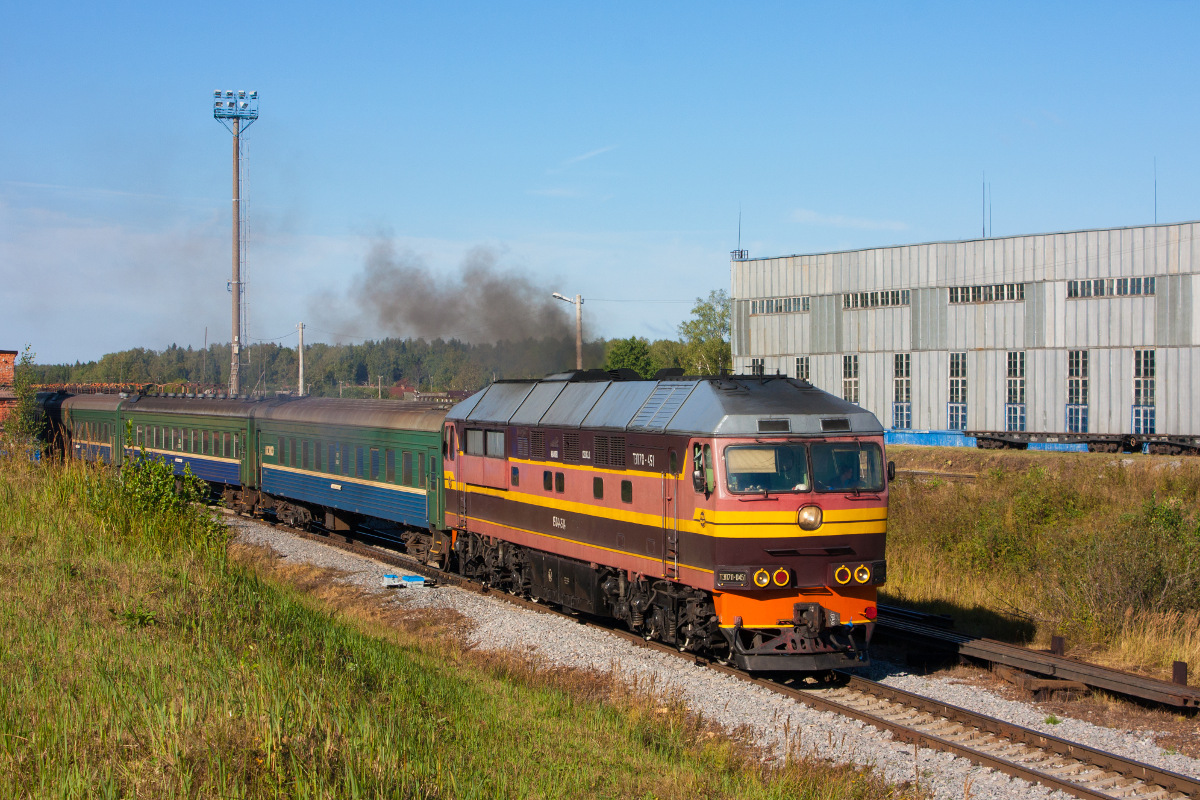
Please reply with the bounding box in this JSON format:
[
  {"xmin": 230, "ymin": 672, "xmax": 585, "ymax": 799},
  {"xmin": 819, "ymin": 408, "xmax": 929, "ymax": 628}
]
[{"xmin": 43, "ymin": 370, "xmax": 893, "ymax": 672}]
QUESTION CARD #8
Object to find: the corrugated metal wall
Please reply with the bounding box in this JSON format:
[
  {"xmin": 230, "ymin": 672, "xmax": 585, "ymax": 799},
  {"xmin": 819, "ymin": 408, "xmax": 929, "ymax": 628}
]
[{"xmin": 730, "ymin": 221, "xmax": 1200, "ymax": 436}]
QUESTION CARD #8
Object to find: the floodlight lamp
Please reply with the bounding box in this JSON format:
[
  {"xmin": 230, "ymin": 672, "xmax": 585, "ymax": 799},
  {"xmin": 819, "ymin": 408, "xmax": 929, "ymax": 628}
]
[{"xmin": 552, "ymin": 292, "xmax": 568, "ymax": 302}]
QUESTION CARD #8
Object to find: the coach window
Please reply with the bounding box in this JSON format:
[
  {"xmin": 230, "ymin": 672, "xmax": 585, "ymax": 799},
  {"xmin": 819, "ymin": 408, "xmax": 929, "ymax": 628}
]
[
  {"xmin": 200, "ymin": 430, "xmax": 208, "ymax": 455},
  {"xmin": 402, "ymin": 451, "xmax": 413, "ymax": 485},
  {"xmin": 303, "ymin": 442, "xmax": 311, "ymax": 471},
  {"xmin": 386, "ymin": 450, "xmax": 395, "ymax": 482},
  {"xmin": 368, "ymin": 448, "xmax": 378, "ymax": 480},
  {"xmin": 418, "ymin": 453, "xmax": 426, "ymax": 488},
  {"xmin": 593, "ymin": 477, "xmax": 604, "ymax": 499},
  {"xmin": 315, "ymin": 440, "xmax": 323, "ymax": 471},
  {"xmin": 291, "ymin": 438, "xmax": 298, "ymax": 468},
  {"xmin": 543, "ymin": 470, "xmax": 553, "ymax": 491},
  {"xmin": 136, "ymin": 425, "xmax": 144, "ymax": 448},
  {"xmin": 511, "ymin": 466, "xmax": 520, "ymax": 487},
  {"xmin": 555, "ymin": 472, "xmax": 565, "ymax": 493},
  {"xmin": 355, "ymin": 447, "xmax": 365, "ymax": 478},
  {"xmin": 621, "ymin": 480, "xmax": 633, "ymax": 503},
  {"xmin": 341, "ymin": 444, "xmax": 350, "ymax": 476}
]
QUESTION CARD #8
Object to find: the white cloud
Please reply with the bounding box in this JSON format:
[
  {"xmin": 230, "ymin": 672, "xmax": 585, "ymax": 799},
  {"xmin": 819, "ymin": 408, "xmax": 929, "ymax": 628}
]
[
  {"xmin": 561, "ymin": 144, "xmax": 618, "ymax": 167},
  {"xmin": 791, "ymin": 208, "xmax": 908, "ymax": 231}
]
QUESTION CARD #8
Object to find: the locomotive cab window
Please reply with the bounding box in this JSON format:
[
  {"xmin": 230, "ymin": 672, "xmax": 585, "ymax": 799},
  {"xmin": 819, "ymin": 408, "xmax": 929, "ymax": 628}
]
[
  {"xmin": 555, "ymin": 472, "xmax": 564, "ymax": 493},
  {"xmin": 593, "ymin": 477, "xmax": 604, "ymax": 499},
  {"xmin": 811, "ymin": 442, "xmax": 885, "ymax": 493},
  {"xmin": 543, "ymin": 470, "xmax": 553, "ymax": 491},
  {"xmin": 621, "ymin": 479, "xmax": 633, "ymax": 503},
  {"xmin": 724, "ymin": 444, "xmax": 810, "ymax": 494},
  {"xmin": 511, "ymin": 466, "xmax": 520, "ymax": 486}
]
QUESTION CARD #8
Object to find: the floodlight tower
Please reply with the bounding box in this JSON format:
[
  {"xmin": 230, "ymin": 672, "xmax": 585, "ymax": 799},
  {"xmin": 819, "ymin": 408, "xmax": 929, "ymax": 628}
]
[{"xmin": 213, "ymin": 89, "xmax": 259, "ymax": 396}]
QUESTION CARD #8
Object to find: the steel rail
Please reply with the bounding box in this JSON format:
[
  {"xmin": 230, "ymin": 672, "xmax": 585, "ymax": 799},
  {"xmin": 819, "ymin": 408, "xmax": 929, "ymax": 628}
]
[{"xmin": 233, "ymin": 517, "xmax": 1198, "ymax": 800}]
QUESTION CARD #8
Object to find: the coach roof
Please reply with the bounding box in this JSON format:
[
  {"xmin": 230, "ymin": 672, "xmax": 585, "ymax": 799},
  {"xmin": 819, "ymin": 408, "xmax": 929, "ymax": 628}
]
[{"xmin": 447, "ymin": 375, "xmax": 883, "ymax": 437}]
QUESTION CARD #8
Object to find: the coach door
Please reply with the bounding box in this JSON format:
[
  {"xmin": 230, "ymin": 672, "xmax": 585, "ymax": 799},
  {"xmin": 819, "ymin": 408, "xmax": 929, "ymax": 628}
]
[{"xmin": 660, "ymin": 447, "xmax": 680, "ymax": 581}]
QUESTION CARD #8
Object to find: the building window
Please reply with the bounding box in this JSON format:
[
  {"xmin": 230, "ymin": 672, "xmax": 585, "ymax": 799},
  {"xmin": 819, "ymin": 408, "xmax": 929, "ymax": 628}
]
[
  {"xmin": 1067, "ymin": 350, "xmax": 1089, "ymax": 433},
  {"xmin": 795, "ymin": 356, "xmax": 810, "ymax": 382},
  {"xmin": 842, "ymin": 355, "xmax": 859, "ymax": 405},
  {"xmin": 1068, "ymin": 277, "xmax": 1155, "ymax": 299},
  {"xmin": 751, "ymin": 296, "xmax": 811, "ymax": 315},
  {"xmin": 949, "ymin": 284, "xmax": 1025, "ymax": 304},
  {"xmin": 843, "ymin": 290, "xmax": 910, "ymax": 310},
  {"xmin": 893, "ymin": 353, "xmax": 911, "ymax": 430},
  {"xmin": 1133, "ymin": 349, "xmax": 1156, "ymax": 434},
  {"xmin": 750, "ymin": 358, "xmax": 765, "ymax": 376},
  {"xmin": 1005, "ymin": 351, "xmax": 1026, "ymax": 432},
  {"xmin": 948, "ymin": 352, "xmax": 967, "ymax": 430}
]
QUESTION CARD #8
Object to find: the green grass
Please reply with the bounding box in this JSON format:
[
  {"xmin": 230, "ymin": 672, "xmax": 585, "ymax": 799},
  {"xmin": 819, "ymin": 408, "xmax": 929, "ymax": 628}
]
[
  {"xmin": 0, "ymin": 456, "xmax": 914, "ymax": 800},
  {"xmin": 885, "ymin": 447, "xmax": 1200, "ymax": 674}
]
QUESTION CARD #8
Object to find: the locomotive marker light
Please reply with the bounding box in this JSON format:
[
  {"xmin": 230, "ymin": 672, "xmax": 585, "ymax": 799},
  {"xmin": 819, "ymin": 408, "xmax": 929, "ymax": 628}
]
[
  {"xmin": 551, "ymin": 292, "xmax": 584, "ymax": 370},
  {"xmin": 834, "ymin": 565, "xmax": 853, "ymax": 585},
  {"xmin": 772, "ymin": 567, "xmax": 791, "ymax": 587},
  {"xmin": 213, "ymin": 89, "xmax": 260, "ymax": 396},
  {"xmin": 797, "ymin": 504, "xmax": 823, "ymax": 530},
  {"xmin": 854, "ymin": 564, "xmax": 872, "ymax": 584},
  {"xmin": 753, "ymin": 568, "xmax": 771, "ymax": 588}
]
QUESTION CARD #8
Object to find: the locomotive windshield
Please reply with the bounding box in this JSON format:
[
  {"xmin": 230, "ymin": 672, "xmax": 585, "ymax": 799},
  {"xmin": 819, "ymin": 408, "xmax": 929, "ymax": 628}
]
[
  {"xmin": 724, "ymin": 444, "xmax": 810, "ymax": 494},
  {"xmin": 811, "ymin": 441, "xmax": 885, "ymax": 493}
]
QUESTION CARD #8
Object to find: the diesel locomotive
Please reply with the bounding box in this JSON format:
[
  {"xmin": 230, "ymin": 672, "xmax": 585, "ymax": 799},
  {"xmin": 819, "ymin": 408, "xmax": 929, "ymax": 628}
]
[{"xmin": 47, "ymin": 371, "xmax": 892, "ymax": 671}]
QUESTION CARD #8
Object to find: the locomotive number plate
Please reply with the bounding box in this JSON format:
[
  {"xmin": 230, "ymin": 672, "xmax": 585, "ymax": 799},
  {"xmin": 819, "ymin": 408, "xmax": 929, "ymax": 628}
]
[{"xmin": 717, "ymin": 570, "xmax": 747, "ymax": 587}]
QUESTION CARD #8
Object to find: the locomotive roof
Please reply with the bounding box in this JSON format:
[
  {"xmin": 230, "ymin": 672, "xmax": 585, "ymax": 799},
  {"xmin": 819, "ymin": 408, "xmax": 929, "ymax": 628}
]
[{"xmin": 447, "ymin": 374, "xmax": 884, "ymax": 437}]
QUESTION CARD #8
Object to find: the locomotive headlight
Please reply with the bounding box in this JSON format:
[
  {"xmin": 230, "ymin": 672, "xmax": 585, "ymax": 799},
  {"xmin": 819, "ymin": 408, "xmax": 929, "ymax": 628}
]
[
  {"xmin": 797, "ymin": 505, "xmax": 823, "ymax": 531},
  {"xmin": 753, "ymin": 569, "xmax": 771, "ymax": 588},
  {"xmin": 772, "ymin": 568, "xmax": 791, "ymax": 587},
  {"xmin": 854, "ymin": 564, "xmax": 872, "ymax": 584}
]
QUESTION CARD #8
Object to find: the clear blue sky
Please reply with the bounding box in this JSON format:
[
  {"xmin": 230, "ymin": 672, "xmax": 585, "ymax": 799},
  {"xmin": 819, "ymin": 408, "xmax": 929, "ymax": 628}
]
[{"xmin": 3, "ymin": 2, "xmax": 1198, "ymax": 363}]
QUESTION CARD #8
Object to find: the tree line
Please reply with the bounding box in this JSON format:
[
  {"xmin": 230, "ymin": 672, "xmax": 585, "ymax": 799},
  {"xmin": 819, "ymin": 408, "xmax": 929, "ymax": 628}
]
[{"xmin": 27, "ymin": 290, "xmax": 731, "ymax": 395}]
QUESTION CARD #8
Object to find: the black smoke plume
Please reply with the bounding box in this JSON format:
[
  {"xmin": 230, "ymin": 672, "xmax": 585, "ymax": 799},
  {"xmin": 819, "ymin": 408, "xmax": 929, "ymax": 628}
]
[{"xmin": 329, "ymin": 241, "xmax": 582, "ymax": 345}]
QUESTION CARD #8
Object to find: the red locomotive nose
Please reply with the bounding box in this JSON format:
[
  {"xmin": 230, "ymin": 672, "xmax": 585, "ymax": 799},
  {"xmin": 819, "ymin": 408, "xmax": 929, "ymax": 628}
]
[{"xmin": 863, "ymin": 605, "xmax": 878, "ymax": 620}]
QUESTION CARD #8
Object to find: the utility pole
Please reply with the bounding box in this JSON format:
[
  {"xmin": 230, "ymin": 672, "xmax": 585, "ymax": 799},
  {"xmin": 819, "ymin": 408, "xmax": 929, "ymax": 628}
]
[
  {"xmin": 552, "ymin": 291, "xmax": 584, "ymax": 370},
  {"xmin": 378, "ymin": 375, "xmax": 383, "ymax": 399},
  {"xmin": 297, "ymin": 322, "xmax": 305, "ymax": 396},
  {"xmin": 213, "ymin": 90, "xmax": 259, "ymax": 396}
]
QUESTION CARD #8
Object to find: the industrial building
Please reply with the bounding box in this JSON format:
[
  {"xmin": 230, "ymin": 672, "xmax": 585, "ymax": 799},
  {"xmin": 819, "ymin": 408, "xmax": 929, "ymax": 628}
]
[
  {"xmin": 0, "ymin": 350, "xmax": 16, "ymax": 429},
  {"xmin": 729, "ymin": 221, "xmax": 1200, "ymax": 449}
]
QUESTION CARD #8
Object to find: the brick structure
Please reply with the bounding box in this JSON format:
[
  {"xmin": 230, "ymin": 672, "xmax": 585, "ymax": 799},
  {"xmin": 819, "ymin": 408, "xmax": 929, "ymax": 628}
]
[{"xmin": 0, "ymin": 350, "xmax": 17, "ymax": 428}]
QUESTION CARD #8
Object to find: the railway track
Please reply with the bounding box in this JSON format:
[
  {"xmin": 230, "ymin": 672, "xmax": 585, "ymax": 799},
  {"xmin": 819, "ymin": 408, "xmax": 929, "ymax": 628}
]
[{"xmin": 232, "ymin": 515, "xmax": 1199, "ymax": 800}]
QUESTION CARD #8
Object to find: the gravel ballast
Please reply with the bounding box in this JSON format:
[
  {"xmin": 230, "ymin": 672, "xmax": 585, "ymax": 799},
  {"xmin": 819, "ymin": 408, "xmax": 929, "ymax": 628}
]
[{"xmin": 230, "ymin": 516, "xmax": 1200, "ymax": 800}]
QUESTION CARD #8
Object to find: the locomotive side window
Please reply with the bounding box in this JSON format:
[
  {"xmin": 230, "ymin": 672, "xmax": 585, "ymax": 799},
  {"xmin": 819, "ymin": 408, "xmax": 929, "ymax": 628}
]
[
  {"xmin": 466, "ymin": 429, "xmax": 485, "ymax": 456},
  {"xmin": 811, "ymin": 442, "xmax": 884, "ymax": 493},
  {"xmin": 511, "ymin": 466, "xmax": 519, "ymax": 486},
  {"xmin": 543, "ymin": 470, "xmax": 553, "ymax": 491},
  {"xmin": 593, "ymin": 477, "xmax": 604, "ymax": 499},
  {"xmin": 725, "ymin": 444, "xmax": 810, "ymax": 494},
  {"xmin": 486, "ymin": 430, "xmax": 506, "ymax": 458},
  {"xmin": 444, "ymin": 427, "xmax": 456, "ymax": 461},
  {"xmin": 621, "ymin": 480, "xmax": 633, "ymax": 503},
  {"xmin": 555, "ymin": 472, "xmax": 565, "ymax": 493}
]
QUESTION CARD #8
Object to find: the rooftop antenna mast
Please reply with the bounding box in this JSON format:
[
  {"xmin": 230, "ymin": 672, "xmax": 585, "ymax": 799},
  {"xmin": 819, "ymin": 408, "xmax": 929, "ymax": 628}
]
[
  {"xmin": 1154, "ymin": 157, "xmax": 1158, "ymax": 224},
  {"xmin": 213, "ymin": 89, "xmax": 259, "ymax": 396}
]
